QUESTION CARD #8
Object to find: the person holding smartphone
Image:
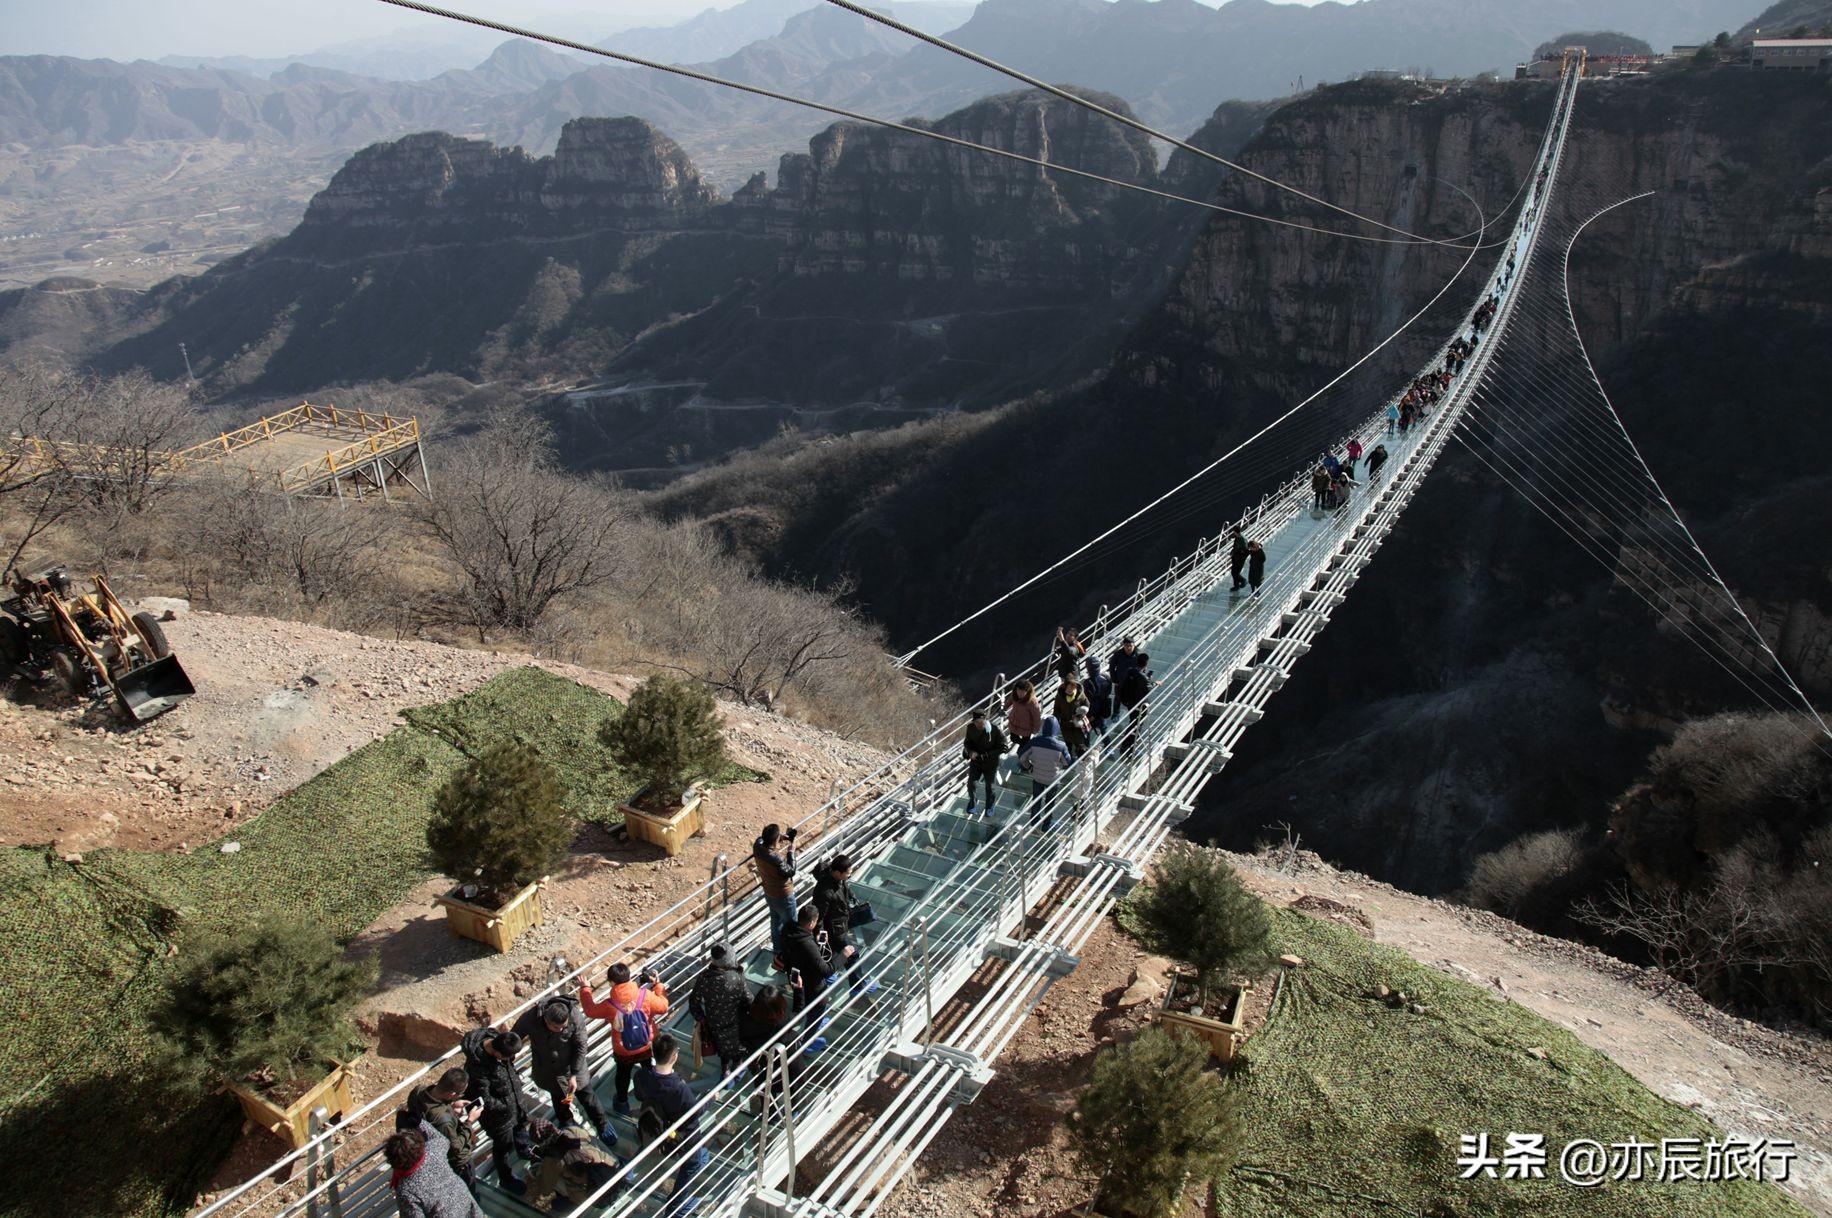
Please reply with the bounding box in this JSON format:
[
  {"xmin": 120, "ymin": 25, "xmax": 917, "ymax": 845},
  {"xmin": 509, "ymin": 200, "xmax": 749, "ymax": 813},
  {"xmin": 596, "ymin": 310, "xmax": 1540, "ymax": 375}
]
[
  {"xmin": 778, "ymin": 905, "xmax": 835, "ymax": 1050},
  {"xmin": 753, "ymin": 823, "xmax": 799, "ymax": 953},
  {"xmin": 402, "ymin": 1067, "xmax": 482, "ymax": 1193}
]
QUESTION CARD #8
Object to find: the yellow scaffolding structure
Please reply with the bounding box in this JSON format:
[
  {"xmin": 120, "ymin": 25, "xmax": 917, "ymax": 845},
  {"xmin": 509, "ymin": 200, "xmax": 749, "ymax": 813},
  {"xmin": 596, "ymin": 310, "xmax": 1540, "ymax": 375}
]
[{"xmin": 4, "ymin": 402, "xmax": 432, "ymax": 503}]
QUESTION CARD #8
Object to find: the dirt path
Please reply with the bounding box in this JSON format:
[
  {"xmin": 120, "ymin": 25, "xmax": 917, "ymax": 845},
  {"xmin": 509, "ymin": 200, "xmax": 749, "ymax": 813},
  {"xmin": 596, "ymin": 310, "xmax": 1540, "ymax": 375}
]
[
  {"xmin": 873, "ymin": 852, "xmax": 1831, "ymax": 1218},
  {"xmin": 0, "ymin": 607, "xmax": 881, "ymax": 856},
  {"xmin": 1231, "ymin": 851, "xmax": 1832, "ymax": 1216}
]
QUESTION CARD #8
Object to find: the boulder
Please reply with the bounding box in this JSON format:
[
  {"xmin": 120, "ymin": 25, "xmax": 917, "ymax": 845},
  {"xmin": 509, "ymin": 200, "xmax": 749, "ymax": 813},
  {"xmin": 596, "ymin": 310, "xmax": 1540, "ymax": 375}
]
[{"xmin": 137, "ymin": 596, "xmax": 190, "ymax": 620}]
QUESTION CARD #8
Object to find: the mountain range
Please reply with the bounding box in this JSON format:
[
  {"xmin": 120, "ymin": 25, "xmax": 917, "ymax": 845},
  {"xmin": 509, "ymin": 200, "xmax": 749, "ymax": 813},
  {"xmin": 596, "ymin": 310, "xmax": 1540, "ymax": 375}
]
[{"xmin": 5, "ymin": 0, "xmax": 1768, "ymax": 161}]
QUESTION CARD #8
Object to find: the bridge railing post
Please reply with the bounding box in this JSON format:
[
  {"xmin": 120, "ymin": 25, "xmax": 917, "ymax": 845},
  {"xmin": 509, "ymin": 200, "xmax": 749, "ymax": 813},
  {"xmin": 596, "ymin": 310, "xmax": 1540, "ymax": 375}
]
[{"xmin": 778, "ymin": 1043, "xmax": 798, "ymax": 1201}]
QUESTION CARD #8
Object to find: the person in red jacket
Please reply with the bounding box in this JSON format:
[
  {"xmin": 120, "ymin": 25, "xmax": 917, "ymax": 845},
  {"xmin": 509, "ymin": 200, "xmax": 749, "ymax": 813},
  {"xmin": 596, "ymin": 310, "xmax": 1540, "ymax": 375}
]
[{"xmin": 580, "ymin": 961, "xmax": 670, "ymax": 1118}]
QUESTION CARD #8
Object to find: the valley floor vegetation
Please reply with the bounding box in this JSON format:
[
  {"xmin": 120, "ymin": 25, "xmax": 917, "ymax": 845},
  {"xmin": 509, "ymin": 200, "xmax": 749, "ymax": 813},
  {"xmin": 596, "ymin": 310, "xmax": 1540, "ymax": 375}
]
[
  {"xmin": 0, "ymin": 363, "xmax": 943, "ymax": 747},
  {"xmin": 1462, "ymin": 710, "xmax": 1832, "ymax": 1032}
]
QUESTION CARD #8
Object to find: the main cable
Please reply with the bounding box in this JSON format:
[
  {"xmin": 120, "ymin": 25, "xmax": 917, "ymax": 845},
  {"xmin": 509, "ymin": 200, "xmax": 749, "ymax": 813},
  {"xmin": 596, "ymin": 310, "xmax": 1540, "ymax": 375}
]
[
  {"xmin": 375, "ymin": 0, "xmax": 1479, "ymax": 248},
  {"xmin": 895, "ymin": 177, "xmax": 1494, "ymax": 664}
]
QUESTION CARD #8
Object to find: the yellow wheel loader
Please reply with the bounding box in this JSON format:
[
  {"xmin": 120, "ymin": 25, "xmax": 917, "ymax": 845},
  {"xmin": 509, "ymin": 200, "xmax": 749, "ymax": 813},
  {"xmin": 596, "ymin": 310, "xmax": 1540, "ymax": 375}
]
[{"xmin": 0, "ymin": 566, "xmax": 196, "ymax": 722}]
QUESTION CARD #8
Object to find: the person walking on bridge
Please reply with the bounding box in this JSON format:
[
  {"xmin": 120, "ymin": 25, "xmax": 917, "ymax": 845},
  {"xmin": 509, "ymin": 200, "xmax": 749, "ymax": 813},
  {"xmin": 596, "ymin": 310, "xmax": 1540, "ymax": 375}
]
[
  {"xmin": 753, "ymin": 823, "xmax": 798, "ymax": 953},
  {"xmin": 1116, "ymin": 656, "xmax": 1153, "ymax": 755},
  {"xmin": 1247, "ymin": 541, "xmax": 1267, "ymax": 596},
  {"xmin": 1385, "ymin": 401, "xmax": 1400, "ymax": 435},
  {"xmin": 1109, "ymin": 636, "xmax": 1143, "ymax": 695},
  {"xmin": 1311, "ymin": 464, "xmax": 1332, "ymax": 511},
  {"xmin": 1054, "ymin": 674, "xmax": 1092, "ymax": 756},
  {"xmin": 404, "ymin": 1068, "xmax": 480, "ymax": 1193},
  {"xmin": 961, "ymin": 709, "xmax": 1006, "ymax": 814},
  {"xmin": 459, "ymin": 1027, "xmax": 530, "ymax": 1194},
  {"xmin": 689, "ymin": 943, "xmax": 750, "ymax": 1083},
  {"xmin": 1082, "ymin": 654, "xmax": 1114, "ymax": 739},
  {"xmin": 1367, "ymin": 443, "xmax": 1389, "ymax": 481},
  {"xmin": 1229, "ymin": 526, "xmax": 1249, "ymax": 590},
  {"xmin": 581, "ymin": 961, "xmax": 670, "ymax": 1119},
  {"xmin": 1344, "ymin": 437, "xmax": 1363, "ymax": 476},
  {"xmin": 512, "ymin": 994, "xmax": 612, "ymax": 1141},
  {"xmin": 387, "ymin": 1122, "xmax": 485, "ymax": 1218},
  {"xmin": 634, "ymin": 1037, "xmax": 709, "ymax": 1217},
  {"xmin": 1018, "ymin": 715, "xmax": 1073, "ymax": 830},
  {"xmin": 1003, "ymin": 679, "xmax": 1042, "ymax": 751}
]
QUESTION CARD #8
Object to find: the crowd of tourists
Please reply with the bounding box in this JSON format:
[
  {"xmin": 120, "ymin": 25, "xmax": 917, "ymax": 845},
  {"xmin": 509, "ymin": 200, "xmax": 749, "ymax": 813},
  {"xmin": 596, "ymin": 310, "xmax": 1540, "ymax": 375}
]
[{"xmin": 383, "ymin": 826, "xmax": 881, "ymax": 1216}]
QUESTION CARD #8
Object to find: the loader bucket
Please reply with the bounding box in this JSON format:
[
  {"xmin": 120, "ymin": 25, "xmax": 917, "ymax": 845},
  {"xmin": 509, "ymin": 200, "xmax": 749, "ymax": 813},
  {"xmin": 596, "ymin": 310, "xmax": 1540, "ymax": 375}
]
[{"xmin": 114, "ymin": 654, "xmax": 196, "ymax": 722}]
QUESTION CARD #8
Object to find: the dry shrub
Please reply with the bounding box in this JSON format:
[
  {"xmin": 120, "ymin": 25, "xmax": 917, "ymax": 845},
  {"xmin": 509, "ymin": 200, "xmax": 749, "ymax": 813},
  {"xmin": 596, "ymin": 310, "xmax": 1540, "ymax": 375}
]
[{"xmin": 3, "ymin": 374, "xmax": 945, "ymax": 748}]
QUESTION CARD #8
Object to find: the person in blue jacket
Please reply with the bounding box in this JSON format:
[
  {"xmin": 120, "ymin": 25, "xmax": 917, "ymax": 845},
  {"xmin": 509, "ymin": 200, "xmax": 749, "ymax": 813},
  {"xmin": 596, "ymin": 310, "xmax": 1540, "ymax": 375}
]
[{"xmin": 1018, "ymin": 716, "xmax": 1074, "ymax": 831}]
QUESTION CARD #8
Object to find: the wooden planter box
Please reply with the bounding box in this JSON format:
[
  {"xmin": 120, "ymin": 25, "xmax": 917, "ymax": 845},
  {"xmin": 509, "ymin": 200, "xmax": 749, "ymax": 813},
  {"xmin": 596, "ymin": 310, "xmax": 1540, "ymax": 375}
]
[
  {"xmin": 620, "ymin": 785, "xmax": 705, "ymax": 857},
  {"xmin": 1157, "ymin": 973, "xmax": 1248, "ymax": 1063},
  {"xmin": 434, "ymin": 877, "xmax": 546, "ymax": 954},
  {"xmin": 230, "ymin": 1061, "xmax": 354, "ymax": 1150}
]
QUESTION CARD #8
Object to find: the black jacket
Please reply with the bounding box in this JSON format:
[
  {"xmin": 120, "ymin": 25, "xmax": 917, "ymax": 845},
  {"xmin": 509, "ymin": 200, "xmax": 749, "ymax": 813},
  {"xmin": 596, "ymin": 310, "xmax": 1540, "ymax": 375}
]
[
  {"xmin": 1109, "ymin": 648, "xmax": 1142, "ymax": 692},
  {"xmin": 810, "ymin": 870, "xmax": 858, "ymax": 950},
  {"xmin": 961, "ymin": 722, "xmax": 1007, "ymax": 775},
  {"xmin": 406, "ymin": 1083, "xmax": 477, "ymax": 1173},
  {"xmin": 1230, "ymin": 534, "xmax": 1249, "ymax": 571},
  {"xmin": 690, "ymin": 961, "xmax": 751, "ymax": 1060},
  {"xmin": 459, "ymin": 1028, "xmax": 525, "ymax": 1132},
  {"xmin": 779, "ymin": 923, "xmax": 834, "ymax": 999},
  {"xmin": 634, "ymin": 1067, "xmax": 701, "ymax": 1140},
  {"xmin": 1117, "ymin": 667, "xmax": 1152, "ymax": 711},
  {"xmin": 1248, "ymin": 548, "xmax": 1267, "ymax": 581},
  {"xmin": 510, "ymin": 996, "xmax": 593, "ymax": 1093}
]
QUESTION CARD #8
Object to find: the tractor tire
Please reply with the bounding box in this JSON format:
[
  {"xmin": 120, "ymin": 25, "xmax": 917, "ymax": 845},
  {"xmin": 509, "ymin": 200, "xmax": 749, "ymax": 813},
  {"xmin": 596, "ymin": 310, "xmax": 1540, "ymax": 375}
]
[
  {"xmin": 131, "ymin": 611, "xmax": 173, "ymax": 660},
  {"xmin": 50, "ymin": 650, "xmax": 81, "ymax": 696},
  {"xmin": 0, "ymin": 616, "xmax": 21, "ymax": 683}
]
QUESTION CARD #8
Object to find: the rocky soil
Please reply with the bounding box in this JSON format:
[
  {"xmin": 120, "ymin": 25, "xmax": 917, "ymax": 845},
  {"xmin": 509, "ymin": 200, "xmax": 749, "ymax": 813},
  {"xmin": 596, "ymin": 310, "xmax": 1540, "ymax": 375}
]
[
  {"xmin": 0, "ymin": 606, "xmax": 890, "ymax": 1205},
  {"xmin": 871, "ymin": 852, "xmax": 1832, "ymax": 1218}
]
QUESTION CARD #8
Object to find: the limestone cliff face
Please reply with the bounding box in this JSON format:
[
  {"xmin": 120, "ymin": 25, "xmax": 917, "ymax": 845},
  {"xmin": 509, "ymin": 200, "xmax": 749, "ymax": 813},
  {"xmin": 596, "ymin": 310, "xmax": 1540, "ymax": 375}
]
[
  {"xmin": 1139, "ymin": 69, "xmax": 1832, "ymax": 889},
  {"xmin": 543, "ymin": 117, "xmax": 721, "ymax": 214},
  {"xmin": 766, "ymin": 88, "xmax": 1160, "ymax": 290},
  {"xmin": 72, "ymin": 88, "xmax": 1224, "ymax": 421},
  {"xmin": 296, "ymin": 118, "xmax": 722, "ymax": 251}
]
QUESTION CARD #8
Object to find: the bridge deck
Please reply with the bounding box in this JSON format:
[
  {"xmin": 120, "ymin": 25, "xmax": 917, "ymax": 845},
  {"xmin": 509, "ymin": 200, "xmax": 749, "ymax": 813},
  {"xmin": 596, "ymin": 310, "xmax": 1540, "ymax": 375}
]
[{"xmin": 193, "ymin": 56, "xmax": 1583, "ymax": 1218}]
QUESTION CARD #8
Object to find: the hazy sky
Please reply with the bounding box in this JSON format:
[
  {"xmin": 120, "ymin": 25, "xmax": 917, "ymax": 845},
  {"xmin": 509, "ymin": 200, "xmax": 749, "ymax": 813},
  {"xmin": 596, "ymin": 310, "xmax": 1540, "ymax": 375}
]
[{"xmin": 3, "ymin": 0, "xmax": 1333, "ymax": 61}]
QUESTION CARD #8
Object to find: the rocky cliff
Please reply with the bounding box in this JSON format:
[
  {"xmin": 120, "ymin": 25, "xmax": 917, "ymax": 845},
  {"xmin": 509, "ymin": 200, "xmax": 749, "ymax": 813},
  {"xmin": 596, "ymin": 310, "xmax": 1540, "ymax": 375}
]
[
  {"xmin": 655, "ymin": 68, "xmax": 1832, "ymax": 896},
  {"xmin": 29, "ymin": 88, "xmax": 1233, "ymax": 466}
]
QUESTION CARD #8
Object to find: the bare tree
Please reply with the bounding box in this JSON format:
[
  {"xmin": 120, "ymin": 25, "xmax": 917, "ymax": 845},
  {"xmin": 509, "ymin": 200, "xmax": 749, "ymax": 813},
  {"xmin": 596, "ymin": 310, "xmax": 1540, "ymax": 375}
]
[
  {"xmin": 1577, "ymin": 872, "xmax": 1787, "ymax": 1002},
  {"xmin": 0, "ymin": 363, "xmax": 88, "ymax": 578},
  {"xmin": 416, "ymin": 414, "xmax": 630, "ymax": 640},
  {"xmin": 193, "ymin": 480, "xmax": 397, "ymax": 613}
]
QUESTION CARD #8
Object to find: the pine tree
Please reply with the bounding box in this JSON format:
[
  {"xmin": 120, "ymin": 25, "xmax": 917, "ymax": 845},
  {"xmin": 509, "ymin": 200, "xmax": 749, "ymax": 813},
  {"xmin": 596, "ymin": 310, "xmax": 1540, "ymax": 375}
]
[
  {"xmin": 1069, "ymin": 1026, "xmax": 1242, "ymax": 1218},
  {"xmin": 427, "ymin": 740, "xmax": 575, "ymax": 905},
  {"xmin": 598, "ymin": 675, "xmax": 727, "ymax": 811},
  {"xmin": 1130, "ymin": 844, "xmax": 1275, "ymax": 998},
  {"xmin": 150, "ymin": 916, "xmax": 375, "ymax": 1092}
]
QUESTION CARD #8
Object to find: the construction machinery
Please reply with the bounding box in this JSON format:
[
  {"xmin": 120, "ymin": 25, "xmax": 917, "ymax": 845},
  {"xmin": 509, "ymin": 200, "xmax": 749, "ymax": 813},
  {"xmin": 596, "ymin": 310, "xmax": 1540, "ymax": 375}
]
[{"xmin": 0, "ymin": 567, "xmax": 195, "ymax": 722}]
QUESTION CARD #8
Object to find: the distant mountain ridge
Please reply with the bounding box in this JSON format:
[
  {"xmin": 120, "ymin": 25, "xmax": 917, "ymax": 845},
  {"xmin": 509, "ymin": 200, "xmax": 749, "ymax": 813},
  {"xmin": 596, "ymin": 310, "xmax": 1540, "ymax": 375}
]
[{"xmin": 0, "ymin": 87, "xmax": 1238, "ymax": 465}]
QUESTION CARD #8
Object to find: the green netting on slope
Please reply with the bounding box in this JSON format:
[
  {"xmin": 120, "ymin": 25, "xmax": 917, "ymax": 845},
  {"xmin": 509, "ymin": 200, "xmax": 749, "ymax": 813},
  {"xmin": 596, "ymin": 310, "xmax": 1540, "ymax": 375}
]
[
  {"xmin": 1221, "ymin": 908, "xmax": 1808, "ymax": 1218},
  {"xmin": 403, "ymin": 665, "xmax": 765, "ymax": 825},
  {"xmin": 0, "ymin": 666, "xmax": 670, "ymax": 1218}
]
